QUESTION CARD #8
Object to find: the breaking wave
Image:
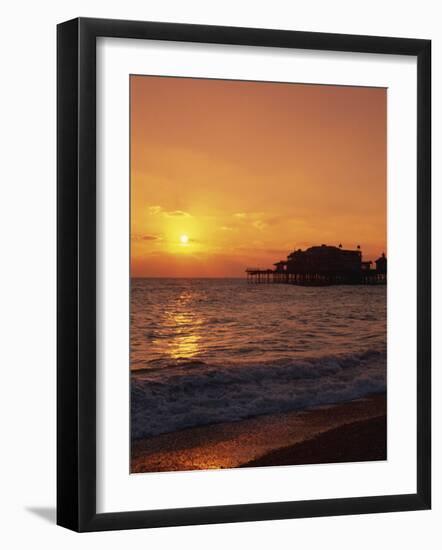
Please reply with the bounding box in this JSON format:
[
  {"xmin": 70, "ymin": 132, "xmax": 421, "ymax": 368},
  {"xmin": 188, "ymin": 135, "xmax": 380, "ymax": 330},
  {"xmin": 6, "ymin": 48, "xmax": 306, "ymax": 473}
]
[{"xmin": 131, "ymin": 349, "xmax": 386, "ymax": 439}]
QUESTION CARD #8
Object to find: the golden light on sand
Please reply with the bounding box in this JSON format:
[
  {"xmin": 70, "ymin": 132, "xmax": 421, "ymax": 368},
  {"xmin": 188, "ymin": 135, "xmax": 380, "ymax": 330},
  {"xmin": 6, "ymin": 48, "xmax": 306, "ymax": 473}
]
[{"xmin": 180, "ymin": 234, "xmax": 189, "ymax": 245}]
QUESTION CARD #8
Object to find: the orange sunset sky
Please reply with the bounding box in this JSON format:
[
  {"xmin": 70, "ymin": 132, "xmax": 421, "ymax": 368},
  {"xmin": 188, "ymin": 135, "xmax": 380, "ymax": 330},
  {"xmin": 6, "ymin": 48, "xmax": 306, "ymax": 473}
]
[{"xmin": 131, "ymin": 76, "xmax": 386, "ymax": 278}]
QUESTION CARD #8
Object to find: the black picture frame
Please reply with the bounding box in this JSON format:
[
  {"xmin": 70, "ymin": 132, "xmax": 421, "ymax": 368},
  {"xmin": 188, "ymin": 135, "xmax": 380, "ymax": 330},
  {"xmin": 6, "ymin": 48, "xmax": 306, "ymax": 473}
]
[{"xmin": 57, "ymin": 17, "xmax": 431, "ymax": 532}]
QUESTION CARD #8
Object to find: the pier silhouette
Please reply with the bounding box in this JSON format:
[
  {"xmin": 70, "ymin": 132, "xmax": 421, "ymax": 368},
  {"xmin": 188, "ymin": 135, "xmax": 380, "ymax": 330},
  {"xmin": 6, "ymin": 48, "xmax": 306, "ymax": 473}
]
[{"xmin": 246, "ymin": 245, "xmax": 386, "ymax": 285}]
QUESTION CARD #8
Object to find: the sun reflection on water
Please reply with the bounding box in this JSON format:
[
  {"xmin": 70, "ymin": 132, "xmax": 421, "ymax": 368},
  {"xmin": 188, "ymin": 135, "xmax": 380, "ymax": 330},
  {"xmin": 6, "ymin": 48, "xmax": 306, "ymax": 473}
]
[{"xmin": 163, "ymin": 291, "xmax": 202, "ymax": 359}]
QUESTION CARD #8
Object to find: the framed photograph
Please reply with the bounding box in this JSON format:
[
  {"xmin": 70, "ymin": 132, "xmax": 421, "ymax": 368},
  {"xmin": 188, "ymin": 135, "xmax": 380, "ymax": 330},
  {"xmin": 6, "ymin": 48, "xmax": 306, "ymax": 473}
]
[{"xmin": 57, "ymin": 17, "xmax": 431, "ymax": 532}]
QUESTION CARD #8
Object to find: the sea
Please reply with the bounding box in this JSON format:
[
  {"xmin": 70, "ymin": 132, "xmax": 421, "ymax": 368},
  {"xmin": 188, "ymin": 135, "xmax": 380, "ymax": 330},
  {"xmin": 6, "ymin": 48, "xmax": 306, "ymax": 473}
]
[{"xmin": 131, "ymin": 278, "xmax": 386, "ymax": 440}]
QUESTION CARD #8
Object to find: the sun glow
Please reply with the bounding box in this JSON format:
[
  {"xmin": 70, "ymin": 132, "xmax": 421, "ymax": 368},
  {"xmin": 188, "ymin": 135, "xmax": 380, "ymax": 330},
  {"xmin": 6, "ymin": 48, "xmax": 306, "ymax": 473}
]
[{"xmin": 131, "ymin": 76, "xmax": 386, "ymax": 277}]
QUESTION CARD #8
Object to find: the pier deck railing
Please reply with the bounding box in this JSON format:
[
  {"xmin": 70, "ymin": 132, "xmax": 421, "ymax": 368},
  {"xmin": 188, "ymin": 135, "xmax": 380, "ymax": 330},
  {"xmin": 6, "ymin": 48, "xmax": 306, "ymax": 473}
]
[{"xmin": 246, "ymin": 268, "xmax": 386, "ymax": 285}]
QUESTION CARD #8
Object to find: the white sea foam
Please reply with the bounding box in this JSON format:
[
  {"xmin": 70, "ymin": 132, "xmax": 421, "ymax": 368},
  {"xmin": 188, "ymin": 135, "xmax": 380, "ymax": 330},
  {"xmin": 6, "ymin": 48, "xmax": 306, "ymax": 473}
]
[
  {"xmin": 131, "ymin": 350, "xmax": 386, "ymax": 439},
  {"xmin": 131, "ymin": 279, "xmax": 387, "ymax": 439}
]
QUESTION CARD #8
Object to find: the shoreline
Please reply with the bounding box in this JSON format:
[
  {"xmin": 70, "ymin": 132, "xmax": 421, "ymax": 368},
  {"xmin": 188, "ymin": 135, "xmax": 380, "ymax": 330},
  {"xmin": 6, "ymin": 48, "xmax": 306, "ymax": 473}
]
[
  {"xmin": 131, "ymin": 393, "xmax": 386, "ymax": 473},
  {"xmin": 241, "ymin": 415, "xmax": 386, "ymax": 468}
]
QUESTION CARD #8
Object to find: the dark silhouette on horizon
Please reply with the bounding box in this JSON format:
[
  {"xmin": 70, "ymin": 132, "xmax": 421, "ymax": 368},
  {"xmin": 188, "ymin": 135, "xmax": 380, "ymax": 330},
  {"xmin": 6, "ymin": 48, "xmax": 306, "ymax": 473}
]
[{"xmin": 246, "ymin": 244, "xmax": 387, "ymax": 285}]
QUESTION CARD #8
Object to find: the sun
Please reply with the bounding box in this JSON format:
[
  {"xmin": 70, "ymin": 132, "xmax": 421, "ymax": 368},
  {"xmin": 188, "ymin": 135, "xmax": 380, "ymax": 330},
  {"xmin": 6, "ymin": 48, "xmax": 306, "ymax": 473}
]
[{"xmin": 179, "ymin": 234, "xmax": 189, "ymax": 244}]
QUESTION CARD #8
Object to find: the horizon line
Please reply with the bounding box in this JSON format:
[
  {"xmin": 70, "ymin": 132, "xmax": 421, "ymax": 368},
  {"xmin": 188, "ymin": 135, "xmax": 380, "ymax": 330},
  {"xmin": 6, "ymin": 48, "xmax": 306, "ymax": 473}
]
[{"xmin": 131, "ymin": 276, "xmax": 246, "ymax": 279}]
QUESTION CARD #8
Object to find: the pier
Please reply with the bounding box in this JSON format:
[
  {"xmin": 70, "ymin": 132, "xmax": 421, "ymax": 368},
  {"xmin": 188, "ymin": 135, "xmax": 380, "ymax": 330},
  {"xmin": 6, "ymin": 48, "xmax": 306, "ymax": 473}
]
[{"xmin": 246, "ymin": 245, "xmax": 386, "ymax": 286}]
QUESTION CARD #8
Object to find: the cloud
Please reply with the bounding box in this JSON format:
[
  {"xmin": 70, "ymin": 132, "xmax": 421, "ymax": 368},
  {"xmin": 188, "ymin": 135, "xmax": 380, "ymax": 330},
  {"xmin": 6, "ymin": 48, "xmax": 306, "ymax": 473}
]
[
  {"xmin": 147, "ymin": 205, "xmax": 162, "ymax": 215},
  {"xmin": 147, "ymin": 205, "xmax": 192, "ymax": 218},
  {"xmin": 164, "ymin": 210, "xmax": 192, "ymax": 218},
  {"xmin": 132, "ymin": 233, "xmax": 161, "ymax": 242},
  {"xmin": 252, "ymin": 220, "xmax": 268, "ymax": 230},
  {"xmin": 232, "ymin": 211, "xmax": 290, "ymax": 231}
]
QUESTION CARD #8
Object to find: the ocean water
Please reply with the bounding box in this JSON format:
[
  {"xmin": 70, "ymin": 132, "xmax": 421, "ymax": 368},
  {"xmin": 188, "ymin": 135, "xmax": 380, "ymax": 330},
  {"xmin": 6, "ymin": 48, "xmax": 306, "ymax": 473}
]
[{"xmin": 131, "ymin": 278, "xmax": 386, "ymax": 439}]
